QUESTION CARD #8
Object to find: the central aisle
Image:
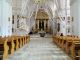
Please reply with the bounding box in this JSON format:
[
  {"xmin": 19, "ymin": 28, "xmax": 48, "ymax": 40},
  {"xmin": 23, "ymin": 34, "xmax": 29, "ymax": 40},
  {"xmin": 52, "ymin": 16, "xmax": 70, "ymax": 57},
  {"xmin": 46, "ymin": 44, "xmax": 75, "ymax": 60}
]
[{"xmin": 7, "ymin": 34, "xmax": 71, "ymax": 60}]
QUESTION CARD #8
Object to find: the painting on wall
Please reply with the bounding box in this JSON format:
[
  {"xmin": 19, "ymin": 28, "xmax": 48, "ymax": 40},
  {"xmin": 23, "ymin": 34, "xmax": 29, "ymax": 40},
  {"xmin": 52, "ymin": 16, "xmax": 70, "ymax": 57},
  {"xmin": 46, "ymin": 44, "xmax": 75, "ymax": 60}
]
[
  {"xmin": 12, "ymin": 28, "xmax": 14, "ymax": 33},
  {"xmin": 57, "ymin": 23, "xmax": 60, "ymax": 32},
  {"xmin": 17, "ymin": 20, "xmax": 19, "ymax": 28},
  {"xmin": 12, "ymin": 15, "xmax": 14, "ymax": 24}
]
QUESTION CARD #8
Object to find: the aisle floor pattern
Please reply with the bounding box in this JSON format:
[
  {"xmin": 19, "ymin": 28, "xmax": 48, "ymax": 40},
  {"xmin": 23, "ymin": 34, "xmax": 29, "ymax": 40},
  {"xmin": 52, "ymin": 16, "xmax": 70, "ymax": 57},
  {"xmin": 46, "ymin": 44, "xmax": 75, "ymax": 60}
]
[{"xmin": 6, "ymin": 34, "xmax": 71, "ymax": 60}]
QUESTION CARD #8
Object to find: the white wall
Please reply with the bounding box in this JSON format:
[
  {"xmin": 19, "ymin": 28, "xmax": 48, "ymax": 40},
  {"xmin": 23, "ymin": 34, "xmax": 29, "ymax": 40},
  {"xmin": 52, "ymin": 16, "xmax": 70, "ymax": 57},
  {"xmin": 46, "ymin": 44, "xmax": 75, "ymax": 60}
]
[
  {"xmin": 70, "ymin": 0, "xmax": 80, "ymax": 36},
  {"xmin": 0, "ymin": 0, "xmax": 12, "ymax": 37},
  {"xmin": 0, "ymin": 0, "xmax": 2, "ymax": 36}
]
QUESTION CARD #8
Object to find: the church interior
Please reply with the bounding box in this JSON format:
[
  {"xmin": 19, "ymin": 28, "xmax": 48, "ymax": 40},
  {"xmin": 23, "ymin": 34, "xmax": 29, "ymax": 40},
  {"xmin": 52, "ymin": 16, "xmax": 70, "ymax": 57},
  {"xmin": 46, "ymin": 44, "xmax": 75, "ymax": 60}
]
[{"xmin": 0, "ymin": 0, "xmax": 80, "ymax": 60}]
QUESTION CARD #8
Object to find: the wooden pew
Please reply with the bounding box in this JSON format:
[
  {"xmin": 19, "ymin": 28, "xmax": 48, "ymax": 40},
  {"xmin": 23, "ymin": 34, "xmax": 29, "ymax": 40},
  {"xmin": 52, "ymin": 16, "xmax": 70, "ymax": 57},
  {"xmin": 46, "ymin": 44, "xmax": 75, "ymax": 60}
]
[
  {"xmin": 7, "ymin": 36, "xmax": 15, "ymax": 55},
  {"xmin": 0, "ymin": 35, "xmax": 30, "ymax": 60},
  {"xmin": 17, "ymin": 36, "xmax": 21, "ymax": 48},
  {"xmin": 21, "ymin": 36, "xmax": 25, "ymax": 46},
  {"xmin": 53, "ymin": 36, "xmax": 60, "ymax": 45},
  {"xmin": 24, "ymin": 36, "xmax": 26, "ymax": 44},
  {"xmin": 27, "ymin": 36, "xmax": 30, "ymax": 43},
  {"xmin": 0, "ymin": 37, "xmax": 9, "ymax": 60},
  {"xmin": 53, "ymin": 36, "xmax": 66, "ymax": 49},
  {"xmin": 65, "ymin": 37, "xmax": 80, "ymax": 54},
  {"xmin": 24, "ymin": 36, "xmax": 27, "ymax": 44},
  {"xmin": 16, "ymin": 36, "xmax": 23, "ymax": 48},
  {"xmin": 15, "ymin": 36, "xmax": 19, "ymax": 50},
  {"xmin": 78, "ymin": 50, "xmax": 80, "ymax": 60},
  {"xmin": 60, "ymin": 36, "xmax": 67, "ymax": 50},
  {"xmin": 71, "ymin": 41, "xmax": 80, "ymax": 60},
  {"xmin": 53, "ymin": 35, "xmax": 80, "ymax": 60},
  {"xmin": 20, "ymin": 36, "xmax": 23, "ymax": 47}
]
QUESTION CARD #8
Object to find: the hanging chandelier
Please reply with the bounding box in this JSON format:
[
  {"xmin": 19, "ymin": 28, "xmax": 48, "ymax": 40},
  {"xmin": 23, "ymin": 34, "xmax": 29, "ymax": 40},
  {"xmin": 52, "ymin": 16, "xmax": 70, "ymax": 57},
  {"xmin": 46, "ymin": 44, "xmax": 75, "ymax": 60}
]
[{"xmin": 34, "ymin": 0, "xmax": 46, "ymax": 4}]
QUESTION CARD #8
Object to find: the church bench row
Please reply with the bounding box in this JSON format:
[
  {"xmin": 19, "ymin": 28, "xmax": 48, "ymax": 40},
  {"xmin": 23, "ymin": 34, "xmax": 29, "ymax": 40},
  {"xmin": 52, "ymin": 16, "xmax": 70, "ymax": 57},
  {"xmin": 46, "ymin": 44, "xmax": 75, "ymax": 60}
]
[
  {"xmin": 53, "ymin": 36, "xmax": 80, "ymax": 60},
  {"xmin": 0, "ymin": 35, "xmax": 30, "ymax": 60}
]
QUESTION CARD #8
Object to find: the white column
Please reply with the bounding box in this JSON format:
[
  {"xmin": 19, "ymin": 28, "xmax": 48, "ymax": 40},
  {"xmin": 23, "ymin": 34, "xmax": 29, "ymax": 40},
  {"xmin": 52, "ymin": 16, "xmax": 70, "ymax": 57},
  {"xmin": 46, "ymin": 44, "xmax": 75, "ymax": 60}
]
[
  {"xmin": 1, "ymin": 0, "xmax": 12, "ymax": 37},
  {"xmin": 70, "ymin": 0, "xmax": 80, "ymax": 36},
  {"xmin": 37, "ymin": 20, "xmax": 39, "ymax": 30},
  {"xmin": 0, "ymin": 1, "xmax": 2, "ymax": 36},
  {"xmin": 44, "ymin": 20, "xmax": 46, "ymax": 30}
]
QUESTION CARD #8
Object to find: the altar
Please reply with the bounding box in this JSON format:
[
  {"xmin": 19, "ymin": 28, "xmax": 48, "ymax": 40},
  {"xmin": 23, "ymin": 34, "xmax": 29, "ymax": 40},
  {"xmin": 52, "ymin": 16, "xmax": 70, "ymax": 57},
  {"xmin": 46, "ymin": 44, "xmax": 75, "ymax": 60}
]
[{"xmin": 38, "ymin": 30, "xmax": 46, "ymax": 37}]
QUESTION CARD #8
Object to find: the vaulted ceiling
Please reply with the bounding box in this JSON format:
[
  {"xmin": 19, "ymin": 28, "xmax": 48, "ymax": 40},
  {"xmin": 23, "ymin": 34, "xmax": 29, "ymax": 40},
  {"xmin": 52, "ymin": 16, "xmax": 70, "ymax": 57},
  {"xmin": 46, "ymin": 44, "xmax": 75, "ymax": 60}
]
[
  {"xmin": 12, "ymin": 0, "xmax": 59, "ymax": 18},
  {"xmin": 12, "ymin": 0, "xmax": 70, "ymax": 19}
]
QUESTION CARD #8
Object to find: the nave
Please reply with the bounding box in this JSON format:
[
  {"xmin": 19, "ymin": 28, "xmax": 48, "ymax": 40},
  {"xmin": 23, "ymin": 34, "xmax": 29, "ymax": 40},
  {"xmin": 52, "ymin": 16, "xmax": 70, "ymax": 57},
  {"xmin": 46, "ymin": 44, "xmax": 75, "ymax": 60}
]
[
  {"xmin": 6, "ymin": 34, "xmax": 71, "ymax": 60},
  {"xmin": 0, "ymin": 0, "xmax": 80, "ymax": 60}
]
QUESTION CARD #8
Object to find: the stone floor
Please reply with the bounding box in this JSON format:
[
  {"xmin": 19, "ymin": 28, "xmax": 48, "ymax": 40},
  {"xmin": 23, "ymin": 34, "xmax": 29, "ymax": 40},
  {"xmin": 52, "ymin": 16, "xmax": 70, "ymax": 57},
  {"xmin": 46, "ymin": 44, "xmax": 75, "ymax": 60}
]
[{"xmin": 6, "ymin": 34, "xmax": 71, "ymax": 60}]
